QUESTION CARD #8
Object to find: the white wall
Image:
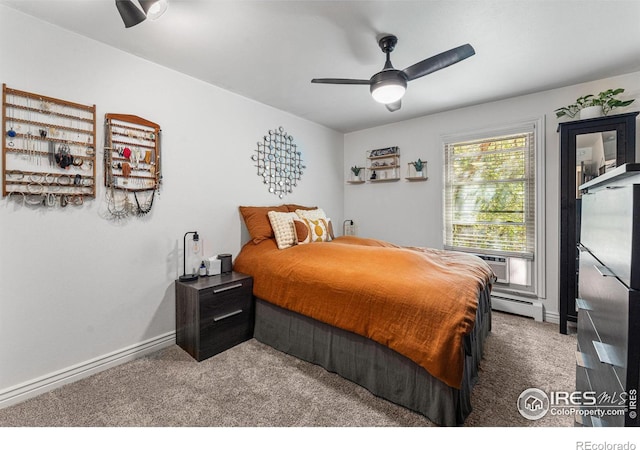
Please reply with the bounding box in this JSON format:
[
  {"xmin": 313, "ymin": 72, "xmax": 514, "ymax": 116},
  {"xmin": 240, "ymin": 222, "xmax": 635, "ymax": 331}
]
[
  {"xmin": 0, "ymin": 6, "xmax": 343, "ymax": 396},
  {"xmin": 344, "ymin": 71, "xmax": 640, "ymax": 322}
]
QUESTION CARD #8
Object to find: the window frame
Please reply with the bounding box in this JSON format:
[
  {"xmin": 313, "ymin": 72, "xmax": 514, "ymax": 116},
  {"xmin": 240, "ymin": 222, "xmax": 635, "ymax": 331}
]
[{"xmin": 441, "ymin": 117, "xmax": 546, "ymax": 297}]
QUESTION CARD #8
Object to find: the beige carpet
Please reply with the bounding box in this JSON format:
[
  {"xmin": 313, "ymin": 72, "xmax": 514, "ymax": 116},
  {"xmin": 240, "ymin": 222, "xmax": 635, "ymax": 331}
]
[{"xmin": 0, "ymin": 311, "xmax": 576, "ymax": 427}]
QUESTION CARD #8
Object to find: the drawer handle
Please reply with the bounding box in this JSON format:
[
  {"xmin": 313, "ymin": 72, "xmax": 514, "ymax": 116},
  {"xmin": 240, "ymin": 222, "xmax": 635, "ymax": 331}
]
[
  {"xmin": 575, "ymin": 350, "xmax": 588, "ymax": 368},
  {"xmin": 576, "ymin": 298, "xmax": 592, "ymax": 311},
  {"xmin": 594, "ymin": 265, "xmax": 615, "ymax": 277},
  {"xmin": 575, "ymin": 350, "xmax": 595, "ymax": 369},
  {"xmin": 213, "ymin": 309, "xmax": 243, "ymax": 322},
  {"xmin": 592, "ymin": 340, "xmax": 624, "ymax": 367},
  {"xmin": 213, "ymin": 283, "xmax": 243, "ymax": 294}
]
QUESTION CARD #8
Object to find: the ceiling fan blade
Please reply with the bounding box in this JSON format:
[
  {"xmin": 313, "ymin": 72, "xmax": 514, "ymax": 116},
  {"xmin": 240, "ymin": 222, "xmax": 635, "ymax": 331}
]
[
  {"xmin": 402, "ymin": 44, "xmax": 475, "ymax": 81},
  {"xmin": 385, "ymin": 100, "xmax": 402, "ymax": 112},
  {"xmin": 311, "ymin": 78, "xmax": 371, "ymax": 85}
]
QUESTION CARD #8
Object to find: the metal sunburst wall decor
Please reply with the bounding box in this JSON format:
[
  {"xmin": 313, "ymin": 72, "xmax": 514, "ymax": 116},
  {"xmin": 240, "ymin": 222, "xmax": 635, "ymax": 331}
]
[{"xmin": 251, "ymin": 126, "xmax": 305, "ymax": 198}]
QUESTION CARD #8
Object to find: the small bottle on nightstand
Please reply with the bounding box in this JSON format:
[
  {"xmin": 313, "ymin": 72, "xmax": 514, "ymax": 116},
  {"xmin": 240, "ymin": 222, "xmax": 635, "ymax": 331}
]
[{"xmin": 199, "ymin": 261, "xmax": 207, "ymax": 277}]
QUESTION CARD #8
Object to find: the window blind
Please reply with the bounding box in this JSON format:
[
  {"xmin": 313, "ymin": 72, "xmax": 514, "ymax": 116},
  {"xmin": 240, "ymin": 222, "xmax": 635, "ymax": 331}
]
[{"xmin": 444, "ymin": 127, "xmax": 536, "ymax": 259}]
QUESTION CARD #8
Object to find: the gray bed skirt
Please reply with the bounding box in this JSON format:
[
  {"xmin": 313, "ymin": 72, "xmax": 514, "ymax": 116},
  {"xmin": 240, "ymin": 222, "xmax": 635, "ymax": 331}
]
[{"xmin": 253, "ymin": 286, "xmax": 492, "ymax": 426}]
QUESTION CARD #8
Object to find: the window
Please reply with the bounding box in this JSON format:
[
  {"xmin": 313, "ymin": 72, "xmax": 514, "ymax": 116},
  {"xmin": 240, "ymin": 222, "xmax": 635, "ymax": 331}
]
[{"xmin": 443, "ymin": 120, "xmax": 543, "ymax": 295}]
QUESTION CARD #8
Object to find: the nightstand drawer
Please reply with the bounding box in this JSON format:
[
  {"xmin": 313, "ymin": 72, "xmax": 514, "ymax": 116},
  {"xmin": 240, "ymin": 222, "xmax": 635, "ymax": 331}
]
[
  {"xmin": 199, "ymin": 308, "xmax": 254, "ymax": 360},
  {"xmin": 199, "ymin": 280, "xmax": 253, "ymax": 322}
]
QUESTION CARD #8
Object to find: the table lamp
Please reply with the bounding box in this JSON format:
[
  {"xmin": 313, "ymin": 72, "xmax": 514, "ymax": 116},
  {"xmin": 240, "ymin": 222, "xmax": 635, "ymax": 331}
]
[{"xmin": 179, "ymin": 231, "xmax": 200, "ymax": 282}]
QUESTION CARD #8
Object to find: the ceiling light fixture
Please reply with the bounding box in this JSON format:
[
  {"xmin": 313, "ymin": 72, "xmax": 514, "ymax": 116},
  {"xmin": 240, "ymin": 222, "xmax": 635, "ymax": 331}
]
[
  {"xmin": 370, "ymin": 71, "xmax": 407, "ymax": 104},
  {"xmin": 115, "ymin": 0, "xmax": 168, "ymax": 28},
  {"xmin": 139, "ymin": 0, "xmax": 168, "ymax": 20}
]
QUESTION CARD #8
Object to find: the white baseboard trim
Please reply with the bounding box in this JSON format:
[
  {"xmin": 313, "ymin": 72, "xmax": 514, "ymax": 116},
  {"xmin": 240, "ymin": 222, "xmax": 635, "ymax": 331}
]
[
  {"xmin": 0, "ymin": 331, "xmax": 175, "ymax": 410},
  {"xmin": 544, "ymin": 311, "xmax": 560, "ymax": 324},
  {"xmin": 491, "ymin": 294, "xmax": 544, "ymax": 321}
]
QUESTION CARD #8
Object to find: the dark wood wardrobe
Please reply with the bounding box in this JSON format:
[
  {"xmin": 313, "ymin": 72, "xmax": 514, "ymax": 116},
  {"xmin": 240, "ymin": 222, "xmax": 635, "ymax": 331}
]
[{"xmin": 558, "ymin": 112, "xmax": 638, "ymax": 334}]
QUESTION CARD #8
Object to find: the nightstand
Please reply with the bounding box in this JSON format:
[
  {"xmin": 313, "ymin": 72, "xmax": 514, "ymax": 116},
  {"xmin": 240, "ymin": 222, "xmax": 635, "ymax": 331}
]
[{"xmin": 175, "ymin": 271, "xmax": 254, "ymax": 362}]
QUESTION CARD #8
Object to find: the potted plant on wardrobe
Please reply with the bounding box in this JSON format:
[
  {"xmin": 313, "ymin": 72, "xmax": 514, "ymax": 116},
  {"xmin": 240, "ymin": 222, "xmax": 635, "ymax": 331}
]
[
  {"xmin": 555, "ymin": 88, "xmax": 635, "ymax": 120},
  {"xmin": 598, "ymin": 88, "xmax": 636, "ymax": 115}
]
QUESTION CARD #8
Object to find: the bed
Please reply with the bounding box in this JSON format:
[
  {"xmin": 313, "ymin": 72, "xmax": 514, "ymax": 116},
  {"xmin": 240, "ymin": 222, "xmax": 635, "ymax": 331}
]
[{"xmin": 234, "ymin": 205, "xmax": 494, "ymax": 426}]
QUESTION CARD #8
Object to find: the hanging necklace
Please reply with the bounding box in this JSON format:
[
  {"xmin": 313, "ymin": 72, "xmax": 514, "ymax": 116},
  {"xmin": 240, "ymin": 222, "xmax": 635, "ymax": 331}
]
[
  {"xmin": 106, "ymin": 186, "xmax": 128, "ymax": 219},
  {"xmin": 134, "ymin": 190, "xmax": 155, "ymax": 216},
  {"xmin": 6, "ymin": 97, "xmax": 16, "ymax": 144}
]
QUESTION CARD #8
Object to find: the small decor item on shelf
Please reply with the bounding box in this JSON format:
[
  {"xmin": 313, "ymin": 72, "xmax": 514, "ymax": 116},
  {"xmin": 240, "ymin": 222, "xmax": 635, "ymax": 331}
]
[
  {"xmin": 555, "ymin": 88, "xmax": 635, "ymax": 119},
  {"xmin": 406, "ymin": 159, "xmax": 428, "ymax": 181},
  {"xmin": 370, "ymin": 170, "xmax": 377, "ymax": 180},
  {"xmin": 350, "ymin": 166, "xmax": 363, "ymax": 182},
  {"xmin": 251, "ymin": 126, "xmax": 305, "ymax": 199},
  {"xmin": 369, "ymin": 146, "xmax": 399, "ymax": 157},
  {"xmin": 2, "ymin": 84, "xmax": 97, "ymax": 206},
  {"xmin": 104, "ymin": 113, "xmax": 162, "ymax": 220},
  {"xmin": 412, "ymin": 159, "xmax": 425, "ymax": 177},
  {"xmin": 179, "ymin": 231, "xmax": 200, "ymax": 282}
]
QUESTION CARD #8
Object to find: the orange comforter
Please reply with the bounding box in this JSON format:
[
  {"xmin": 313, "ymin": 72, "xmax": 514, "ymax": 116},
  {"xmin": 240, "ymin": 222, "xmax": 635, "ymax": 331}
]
[{"xmin": 233, "ymin": 236, "xmax": 493, "ymax": 388}]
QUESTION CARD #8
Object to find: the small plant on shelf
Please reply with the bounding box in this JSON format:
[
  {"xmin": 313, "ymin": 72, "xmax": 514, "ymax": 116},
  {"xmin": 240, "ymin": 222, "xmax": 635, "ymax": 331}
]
[
  {"xmin": 350, "ymin": 165, "xmax": 364, "ymax": 182},
  {"xmin": 411, "ymin": 159, "xmax": 424, "ymax": 172}
]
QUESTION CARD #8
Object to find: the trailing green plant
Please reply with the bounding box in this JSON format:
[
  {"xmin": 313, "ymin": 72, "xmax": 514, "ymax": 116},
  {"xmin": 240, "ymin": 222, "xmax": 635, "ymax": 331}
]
[
  {"xmin": 555, "ymin": 88, "xmax": 635, "ymax": 118},
  {"xmin": 554, "ymin": 95, "xmax": 592, "ymax": 118},
  {"xmin": 596, "ymin": 88, "xmax": 635, "ymax": 115},
  {"xmin": 350, "ymin": 166, "xmax": 362, "ymax": 176},
  {"xmin": 412, "ymin": 158, "xmax": 424, "ymax": 172}
]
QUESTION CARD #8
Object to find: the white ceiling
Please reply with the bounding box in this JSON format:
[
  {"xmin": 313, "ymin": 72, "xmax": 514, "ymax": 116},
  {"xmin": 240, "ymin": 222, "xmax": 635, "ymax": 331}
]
[{"xmin": 3, "ymin": 0, "xmax": 640, "ymax": 133}]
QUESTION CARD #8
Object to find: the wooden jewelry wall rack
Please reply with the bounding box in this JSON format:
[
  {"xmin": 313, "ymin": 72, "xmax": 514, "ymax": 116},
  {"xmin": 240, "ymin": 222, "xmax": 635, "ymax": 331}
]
[
  {"xmin": 2, "ymin": 84, "xmax": 97, "ymax": 207},
  {"xmin": 104, "ymin": 113, "xmax": 161, "ymax": 218}
]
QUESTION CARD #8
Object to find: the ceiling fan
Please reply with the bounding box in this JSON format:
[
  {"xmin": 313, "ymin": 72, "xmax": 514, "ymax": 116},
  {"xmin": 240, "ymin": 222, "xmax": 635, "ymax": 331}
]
[{"xmin": 311, "ymin": 34, "xmax": 475, "ymax": 112}]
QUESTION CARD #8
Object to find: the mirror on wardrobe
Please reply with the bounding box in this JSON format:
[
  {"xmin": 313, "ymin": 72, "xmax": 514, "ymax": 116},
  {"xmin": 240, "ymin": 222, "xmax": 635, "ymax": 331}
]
[
  {"xmin": 576, "ymin": 131, "xmax": 617, "ymax": 194},
  {"xmin": 558, "ymin": 112, "xmax": 638, "ymax": 334}
]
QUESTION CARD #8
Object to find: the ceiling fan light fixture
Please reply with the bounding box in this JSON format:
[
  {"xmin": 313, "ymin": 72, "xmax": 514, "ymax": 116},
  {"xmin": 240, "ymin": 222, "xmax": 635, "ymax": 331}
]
[
  {"xmin": 138, "ymin": 0, "xmax": 168, "ymax": 20},
  {"xmin": 115, "ymin": 0, "xmax": 147, "ymax": 28},
  {"xmin": 370, "ymin": 72, "xmax": 407, "ymax": 104},
  {"xmin": 371, "ymin": 83, "xmax": 406, "ymax": 104}
]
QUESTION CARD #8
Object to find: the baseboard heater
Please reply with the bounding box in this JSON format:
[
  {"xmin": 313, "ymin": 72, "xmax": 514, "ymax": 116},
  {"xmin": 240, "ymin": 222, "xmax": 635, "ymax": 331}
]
[{"xmin": 490, "ymin": 291, "xmax": 543, "ymax": 321}]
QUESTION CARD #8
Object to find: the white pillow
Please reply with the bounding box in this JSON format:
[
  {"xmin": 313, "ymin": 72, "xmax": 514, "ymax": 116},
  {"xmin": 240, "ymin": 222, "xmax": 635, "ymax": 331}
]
[
  {"xmin": 295, "ymin": 208, "xmax": 327, "ymax": 221},
  {"xmin": 267, "ymin": 211, "xmax": 299, "ymax": 249},
  {"xmin": 295, "ymin": 209, "xmax": 332, "ymax": 242}
]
